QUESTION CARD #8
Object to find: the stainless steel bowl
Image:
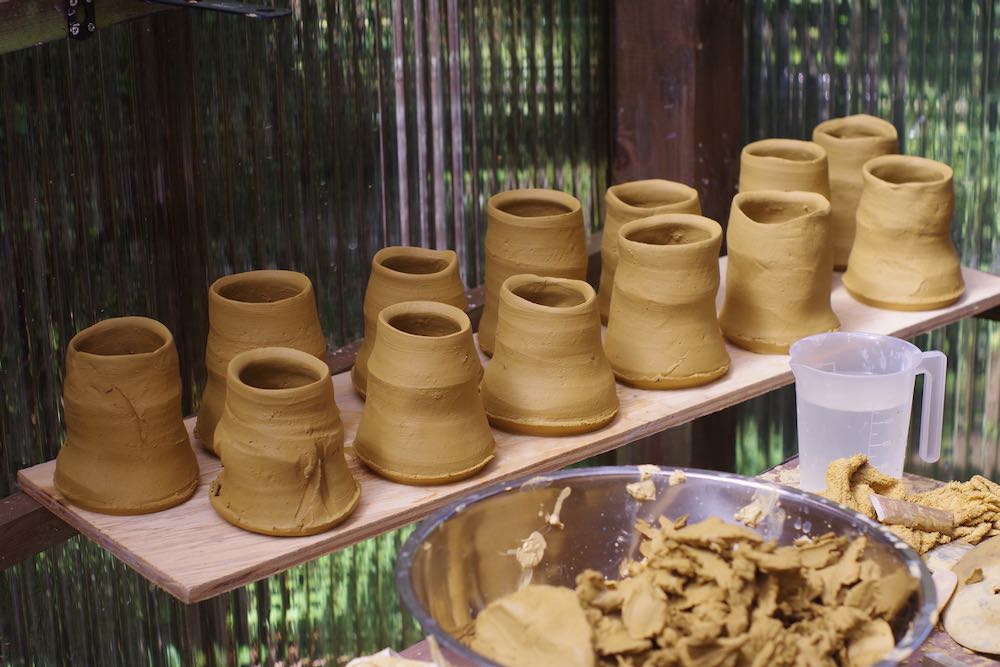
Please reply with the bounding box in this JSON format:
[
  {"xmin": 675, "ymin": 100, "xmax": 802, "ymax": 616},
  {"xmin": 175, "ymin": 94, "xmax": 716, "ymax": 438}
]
[{"xmin": 395, "ymin": 466, "xmax": 936, "ymax": 666}]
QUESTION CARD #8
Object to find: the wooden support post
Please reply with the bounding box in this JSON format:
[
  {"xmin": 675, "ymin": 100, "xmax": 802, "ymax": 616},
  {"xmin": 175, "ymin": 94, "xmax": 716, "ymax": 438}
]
[{"xmin": 0, "ymin": 492, "xmax": 76, "ymax": 569}]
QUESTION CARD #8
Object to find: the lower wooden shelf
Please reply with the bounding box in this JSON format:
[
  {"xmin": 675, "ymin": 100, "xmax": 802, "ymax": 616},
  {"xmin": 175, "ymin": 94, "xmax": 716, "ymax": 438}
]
[{"xmin": 17, "ymin": 263, "xmax": 1000, "ymax": 603}]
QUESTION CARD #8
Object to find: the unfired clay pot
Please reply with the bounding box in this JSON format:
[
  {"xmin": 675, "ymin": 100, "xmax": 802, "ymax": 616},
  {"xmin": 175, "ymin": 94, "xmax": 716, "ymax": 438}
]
[
  {"xmin": 478, "ymin": 189, "xmax": 588, "ymax": 356},
  {"xmin": 843, "ymin": 155, "xmax": 965, "ymax": 311},
  {"xmin": 739, "ymin": 139, "xmax": 830, "ymax": 200},
  {"xmin": 719, "ymin": 191, "xmax": 840, "ymax": 354},
  {"xmin": 481, "ymin": 274, "xmax": 618, "ymax": 434},
  {"xmin": 354, "ymin": 301, "xmax": 495, "ymax": 485},
  {"xmin": 352, "ymin": 246, "xmax": 468, "ymax": 399},
  {"xmin": 209, "ymin": 347, "xmax": 360, "ymax": 536},
  {"xmin": 54, "ymin": 317, "xmax": 199, "ymax": 515},
  {"xmin": 597, "ymin": 180, "xmax": 701, "ymax": 323},
  {"xmin": 604, "ymin": 215, "xmax": 731, "ymax": 388},
  {"xmin": 196, "ymin": 270, "xmax": 326, "ymax": 455},
  {"xmin": 812, "ymin": 115, "xmax": 899, "ymax": 269}
]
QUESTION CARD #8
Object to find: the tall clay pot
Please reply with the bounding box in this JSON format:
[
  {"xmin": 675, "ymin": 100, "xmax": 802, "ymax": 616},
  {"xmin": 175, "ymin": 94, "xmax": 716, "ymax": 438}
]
[
  {"xmin": 843, "ymin": 155, "xmax": 965, "ymax": 310},
  {"xmin": 352, "ymin": 246, "xmax": 468, "ymax": 399},
  {"xmin": 481, "ymin": 274, "xmax": 619, "ymax": 434},
  {"xmin": 812, "ymin": 114, "xmax": 899, "ymax": 269},
  {"xmin": 354, "ymin": 301, "xmax": 495, "ymax": 484},
  {"xmin": 54, "ymin": 317, "xmax": 199, "ymax": 515},
  {"xmin": 597, "ymin": 180, "xmax": 701, "ymax": 323},
  {"xmin": 209, "ymin": 347, "xmax": 360, "ymax": 536},
  {"xmin": 719, "ymin": 191, "xmax": 840, "ymax": 354},
  {"xmin": 604, "ymin": 215, "xmax": 730, "ymax": 388},
  {"xmin": 196, "ymin": 270, "xmax": 326, "ymax": 455},
  {"xmin": 478, "ymin": 189, "xmax": 588, "ymax": 356},
  {"xmin": 739, "ymin": 139, "xmax": 830, "ymax": 200}
]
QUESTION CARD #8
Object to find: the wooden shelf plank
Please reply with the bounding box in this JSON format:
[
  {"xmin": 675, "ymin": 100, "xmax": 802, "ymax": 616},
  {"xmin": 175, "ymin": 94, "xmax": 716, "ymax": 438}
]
[{"xmin": 16, "ymin": 263, "xmax": 1000, "ymax": 603}]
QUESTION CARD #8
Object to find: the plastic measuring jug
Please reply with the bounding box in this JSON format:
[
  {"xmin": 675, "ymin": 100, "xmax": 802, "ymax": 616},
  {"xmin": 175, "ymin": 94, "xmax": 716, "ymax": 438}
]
[{"xmin": 789, "ymin": 332, "xmax": 946, "ymax": 492}]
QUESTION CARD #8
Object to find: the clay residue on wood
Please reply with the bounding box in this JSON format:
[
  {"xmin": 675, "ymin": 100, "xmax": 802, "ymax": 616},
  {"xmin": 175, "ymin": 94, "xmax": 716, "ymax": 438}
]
[
  {"xmin": 469, "ymin": 515, "xmax": 916, "ymax": 667},
  {"xmin": 822, "ymin": 454, "xmax": 1000, "ymax": 554}
]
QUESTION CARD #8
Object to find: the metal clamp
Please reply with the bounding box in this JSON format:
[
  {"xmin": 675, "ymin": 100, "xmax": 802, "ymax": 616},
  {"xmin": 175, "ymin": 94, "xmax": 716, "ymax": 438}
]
[
  {"xmin": 66, "ymin": 0, "xmax": 97, "ymax": 41},
  {"xmin": 143, "ymin": 0, "xmax": 291, "ymax": 18}
]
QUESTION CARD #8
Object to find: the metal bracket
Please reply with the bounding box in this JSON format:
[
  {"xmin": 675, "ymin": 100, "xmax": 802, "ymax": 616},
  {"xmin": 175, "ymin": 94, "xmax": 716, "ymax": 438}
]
[
  {"xmin": 66, "ymin": 0, "xmax": 97, "ymax": 41},
  {"xmin": 143, "ymin": 0, "xmax": 291, "ymax": 19}
]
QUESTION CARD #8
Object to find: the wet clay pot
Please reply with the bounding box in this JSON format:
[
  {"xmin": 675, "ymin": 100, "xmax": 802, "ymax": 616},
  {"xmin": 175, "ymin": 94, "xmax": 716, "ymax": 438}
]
[
  {"xmin": 354, "ymin": 301, "xmax": 494, "ymax": 485},
  {"xmin": 481, "ymin": 274, "xmax": 618, "ymax": 435},
  {"xmin": 478, "ymin": 189, "xmax": 588, "ymax": 356},
  {"xmin": 604, "ymin": 215, "xmax": 731, "ymax": 388},
  {"xmin": 843, "ymin": 155, "xmax": 964, "ymax": 310},
  {"xmin": 719, "ymin": 191, "xmax": 840, "ymax": 354},
  {"xmin": 54, "ymin": 317, "xmax": 199, "ymax": 515},
  {"xmin": 196, "ymin": 270, "xmax": 326, "ymax": 455},
  {"xmin": 209, "ymin": 347, "xmax": 360, "ymax": 536},
  {"xmin": 739, "ymin": 139, "xmax": 830, "ymax": 200},
  {"xmin": 812, "ymin": 114, "xmax": 899, "ymax": 269},
  {"xmin": 597, "ymin": 180, "xmax": 701, "ymax": 323},
  {"xmin": 352, "ymin": 246, "xmax": 468, "ymax": 399}
]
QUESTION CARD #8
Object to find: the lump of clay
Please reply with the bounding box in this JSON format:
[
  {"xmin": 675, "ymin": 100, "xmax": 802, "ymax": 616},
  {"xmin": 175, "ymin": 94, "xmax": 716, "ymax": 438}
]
[
  {"xmin": 478, "ymin": 189, "xmax": 588, "ymax": 356},
  {"xmin": 352, "ymin": 246, "xmax": 468, "ymax": 399},
  {"xmin": 597, "ymin": 179, "xmax": 701, "ymax": 323},
  {"xmin": 604, "ymin": 214, "xmax": 730, "ymax": 388},
  {"xmin": 54, "ymin": 317, "xmax": 199, "ymax": 514},
  {"xmin": 739, "ymin": 138, "xmax": 830, "ymax": 199},
  {"xmin": 354, "ymin": 301, "xmax": 495, "ymax": 484},
  {"xmin": 210, "ymin": 347, "xmax": 360, "ymax": 536},
  {"xmin": 719, "ymin": 190, "xmax": 840, "ymax": 354},
  {"xmin": 812, "ymin": 114, "xmax": 899, "ymax": 269},
  {"xmin": 843, "ymin": 154, "xmax": 965, "ymax": 311},
  {"xmin": 196, "ymin": 270, "xmax": 327, "ymax": 455},
  {"xmin": 481, "ymin": 274, "xmax": 618, "ymax": 435}
]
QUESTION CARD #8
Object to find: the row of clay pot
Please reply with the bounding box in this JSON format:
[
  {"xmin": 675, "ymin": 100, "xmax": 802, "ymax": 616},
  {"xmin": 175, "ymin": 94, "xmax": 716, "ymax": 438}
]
[{"xmin": 740, "ymin": 114, "xmax": 964, "ymax": 310}]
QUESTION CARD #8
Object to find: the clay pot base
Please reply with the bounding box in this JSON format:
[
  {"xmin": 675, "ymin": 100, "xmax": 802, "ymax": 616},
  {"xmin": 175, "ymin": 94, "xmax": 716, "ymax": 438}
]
[
  {"xmin": 613, "ymin": 363, "xmax": 730, "ymax": 390},
  {"xmin": 60, "ymin": 479, "xmax": 198, "ymax": 516},
  {"xmin": 209, "ymin": 480, "xmax": 361, "ymax": 537},
  {"xmin": 354, "ymin": 450, "xmax": 494, "ymax": 486},
  {"xmin": 844, "ymin": 285, "xmax": 963, "ymax": 312},
  {"xmin": 486, "ymin": 407, "xmax": 618, "ymax": 437},
  {"xmin": 724, "ymin": 329, "xmax": 839, "ymax": 355}
]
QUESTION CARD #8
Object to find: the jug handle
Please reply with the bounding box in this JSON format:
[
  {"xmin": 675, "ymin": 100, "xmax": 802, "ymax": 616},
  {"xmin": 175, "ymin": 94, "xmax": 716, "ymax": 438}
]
[{"xmin": 916, "ymin": 351, "xmax": 947, "ymax": 463}]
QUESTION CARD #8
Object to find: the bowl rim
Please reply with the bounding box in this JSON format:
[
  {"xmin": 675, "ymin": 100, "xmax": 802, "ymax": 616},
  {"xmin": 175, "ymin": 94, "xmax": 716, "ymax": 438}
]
[{"xmin": 394, "ymin": 465, "xmax": 937, "ymax": 667}]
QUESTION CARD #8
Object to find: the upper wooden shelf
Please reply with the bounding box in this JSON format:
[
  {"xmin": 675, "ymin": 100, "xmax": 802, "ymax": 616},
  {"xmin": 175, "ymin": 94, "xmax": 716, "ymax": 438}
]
[{"xmin": 17, "ymin": 261, "xmax": 1000, "ymax": 603}]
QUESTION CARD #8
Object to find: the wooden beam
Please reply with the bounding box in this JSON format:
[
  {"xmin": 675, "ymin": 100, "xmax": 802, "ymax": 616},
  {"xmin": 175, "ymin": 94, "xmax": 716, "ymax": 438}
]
[
  {"xmin": 0, "ymin": 491, "xmax": 76, "ymax": 569},
  {"xmin": 0, "ymin": 0, "xmax": 174, "ymax": 56}
]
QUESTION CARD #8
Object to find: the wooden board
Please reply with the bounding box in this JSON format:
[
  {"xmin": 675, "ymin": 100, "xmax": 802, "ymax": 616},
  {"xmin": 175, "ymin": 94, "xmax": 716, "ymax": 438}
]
[{"xmin": 17, "ymin": 263, "xmax": 1000, "ymax": 603}]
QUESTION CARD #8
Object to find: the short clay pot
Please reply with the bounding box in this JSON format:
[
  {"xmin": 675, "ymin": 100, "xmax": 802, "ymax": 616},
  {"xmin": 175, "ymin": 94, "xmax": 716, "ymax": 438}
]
[
  {"xmin": 478, "ymin": 189, "xmax": 588, "ymax": 356},
  {"xmin": 209, "ymin": 347, "xmax": 360, "ymax": 536},
  {"xmin": 812, "ymin": 115, "xmax": 899, "ymax": 269},
  {"xmin": 843, "ymin": 155, "xmax": 965, "ymax": 311},
  {"xmin": 597, "ymin": 180, "xmax": 701, "ymax": 323},
  {"xmin": 196, "ymin": 270, "xmax": 327, "ymax": 456},
  {"xmin": 719, "ymin": 191, "xmax": 840, "ymax": 354},
  {"xmin": 354, "ymin": 301, "xmax": 495, "ymax": 485},
  {"xmin": 481, "ymin": 274, "xmax": 619, "ymax": 434},
  {"xmin": 739, "ymin": 139, "xmax": 830, "ymax": 200},
  {"xmin": 604, "ymin": 215, "xmax": 731, "ymax": 388},
  {"xmin": 352, "ymin": 246, "xmax": 468, "ymax": 399},
  {"xmin": 54, "ymin": 317, "xmax": 199, "ymax": 515}
]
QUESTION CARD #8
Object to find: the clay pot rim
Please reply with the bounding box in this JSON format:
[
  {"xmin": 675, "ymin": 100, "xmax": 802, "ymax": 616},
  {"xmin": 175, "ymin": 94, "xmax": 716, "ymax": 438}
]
[
  {"xmin": 741, "ymin": 138, "xmax": 827, "ymax": 164},
  {"xmin": 813, "ymin": 114, "xmax": 898, "ymax": 143},
  {"xmin": 487, "ymin": 188, "xmax": 582, "ymax": 228},
  {"xmin": 378, "ymin": 300, "xmax": 471, "ymax": 342},
  {"xmin": 372, "ymin": 246, "xmax": 458, "ymax": 280},
  {"xmin": 863, "ymin": 154, "xmax": 953, "ymax": 188},
  {"xmin": 227, "ymin": 346, "xmax": 331, "ymax": 397},
  {"xmin": 500, "ymin": 274, "xmax": 596, "ymax": 315},
  {"xmin": 618, "ymin": 213, "xmax": 723, "ymax": 252},
  {"xmin": 69, "ymin": 316, "xmax": 173, "ymax": 360},
  {"xmin": 732, "ymin": 190, "xmax": 832, "ymax": 227},
  {"xmin": 209, "ymin": 269, "xmax": 312, "ymax": 308},
  {"xmin": 606, "ymin": 179, "xmax": 699, "ymax": 216}
]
